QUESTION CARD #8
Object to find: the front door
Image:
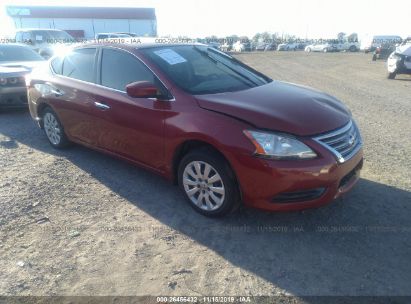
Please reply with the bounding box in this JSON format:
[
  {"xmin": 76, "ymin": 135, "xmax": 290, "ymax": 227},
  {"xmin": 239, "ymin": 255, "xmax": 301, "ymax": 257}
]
[{"xmin": 92, "ymin": 47, "xmax": 170, "ymax": 170}]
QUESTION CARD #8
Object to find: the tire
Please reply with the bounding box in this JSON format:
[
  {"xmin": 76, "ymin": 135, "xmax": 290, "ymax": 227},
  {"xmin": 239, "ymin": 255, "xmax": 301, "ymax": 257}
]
[
  {"xmin": 349, "ymin": 45, "xmax": 357, "ymax": 52},
  {"xmin": 387, "ymin": 72, "xmax": 396, "ymax": 79},
  {"xmin": 323, "ymin": 48, "xmax": 328, "ymax": 53},
  {"xmin": 42, "ymin": 107, "xmax": 70, "ymax": 148},
  {"xmin": 178, "ymin": 148, "xmax": 240, "ymax": 217}
]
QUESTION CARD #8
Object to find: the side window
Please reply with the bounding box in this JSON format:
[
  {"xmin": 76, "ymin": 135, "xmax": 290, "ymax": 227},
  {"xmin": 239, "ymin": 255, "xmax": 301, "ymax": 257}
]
[
  {"xmin": 101, "ymin": 48, "xmax": 155, "ymax": 91},
  {"xmin": 15, "ymin": 32, "xmax": 22, "ymax": 43},
  {"xmin": 62, "ymin": 48, "xmax": 96, "ymax": 83},
  {"xmin": 51, "ymin": 56, "xmax": 63, "ymax": 75}
]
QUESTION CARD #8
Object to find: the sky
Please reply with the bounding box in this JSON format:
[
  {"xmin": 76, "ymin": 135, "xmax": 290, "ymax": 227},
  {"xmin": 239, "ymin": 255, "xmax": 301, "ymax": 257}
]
[{"xmin": 0, "ymin": 0, "xmax": 410, "ymax": 39}]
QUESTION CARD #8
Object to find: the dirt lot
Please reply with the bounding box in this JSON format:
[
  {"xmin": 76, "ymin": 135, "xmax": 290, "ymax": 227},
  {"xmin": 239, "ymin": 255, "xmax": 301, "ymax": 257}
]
[{"xmin": 1, "ymin": 52, "xmax": 410, "ymax": 298}]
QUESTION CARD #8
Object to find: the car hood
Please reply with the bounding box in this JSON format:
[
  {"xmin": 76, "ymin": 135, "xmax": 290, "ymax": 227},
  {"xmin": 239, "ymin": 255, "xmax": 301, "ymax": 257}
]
[
  {"xmin": 195, "ymin": 81, "xmax": 351, "ymax": 136},
  {"xmin": 0, "ymin": 61, "xmax": 45, "ymax": 77}
]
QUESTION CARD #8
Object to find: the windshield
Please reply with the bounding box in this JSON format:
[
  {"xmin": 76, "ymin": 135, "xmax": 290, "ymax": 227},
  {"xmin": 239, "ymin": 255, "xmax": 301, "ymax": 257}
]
[
  {"xmin": 140, "ymin": 45, "xmax": 271, "ymax": 95},
  {"xmin": 0, "ymin": 45, "xmax": 44, "ymax": 62}
]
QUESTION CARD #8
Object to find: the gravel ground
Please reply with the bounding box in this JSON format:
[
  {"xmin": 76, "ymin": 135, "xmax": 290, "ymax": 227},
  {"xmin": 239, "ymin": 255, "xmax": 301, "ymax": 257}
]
[{"xmin": 0, "ymin": 52, "xmax": 410, "ymax": 298}]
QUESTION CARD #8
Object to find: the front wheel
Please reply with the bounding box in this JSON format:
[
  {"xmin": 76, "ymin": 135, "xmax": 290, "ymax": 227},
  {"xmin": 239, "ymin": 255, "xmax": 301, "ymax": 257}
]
[
  {"xmin": 387, "ymin": 72, "xmax": 396, "ymax": 79},
  {"xmin": 42, "ymin": 107, "xmax": 70, "ymax": 148},
  {"xmin": 178, "ymin": 149, "xmax": 240, "ymax": 217}
]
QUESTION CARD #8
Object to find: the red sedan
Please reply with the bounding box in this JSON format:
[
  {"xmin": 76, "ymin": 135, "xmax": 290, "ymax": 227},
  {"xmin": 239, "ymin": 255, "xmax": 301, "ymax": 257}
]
[{"xmin": 27, "ymin": 43, "xmax": 363, "ymax": 217}]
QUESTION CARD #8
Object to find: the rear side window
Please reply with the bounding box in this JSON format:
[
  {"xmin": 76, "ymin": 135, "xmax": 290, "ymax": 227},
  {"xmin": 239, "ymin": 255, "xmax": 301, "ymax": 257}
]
[
  {"xmin": 62, "ymin": 48, "xmax": 96, "ymax": 83},
  {"xmin": 15, "ymin": 32, "xmax": 23, "ymax": 42},
  {"xmin": 51, "ymin": 56, "xmax": 63, "ymax": 74},
  {"xmin": 101, "ymin": 48, "xmax": 155, "ymax": 91}
]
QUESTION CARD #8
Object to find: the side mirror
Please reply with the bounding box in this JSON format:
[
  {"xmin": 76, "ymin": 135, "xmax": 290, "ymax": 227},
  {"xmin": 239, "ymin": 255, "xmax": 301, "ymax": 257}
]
[{"xmin": 126, "ymin": 81, "xmax": 159, "ymax": 98}]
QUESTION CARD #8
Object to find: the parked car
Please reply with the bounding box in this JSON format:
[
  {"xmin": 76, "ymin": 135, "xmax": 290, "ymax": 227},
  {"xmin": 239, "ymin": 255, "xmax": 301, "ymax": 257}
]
[
  {"xmin": 95, "ymin": 33, "xmax": 132, "ymax": 39},
  {"xmin": 305, "ymin": 43, "xmax": 337, "ymax": 53},
  {"xmin": 386, "ymin": 42, "xmax": 411, "ymax": 79},
  {"xmin": 264, "ymin": 43, "xmax": 277, "ymax": 51},
  {"xmin": 115, "ymin": 32, "xmax": 139, "ymax": 37},
  {"xmin": 254, "ymin": 43, "xmax": 268, "ymax": 51},
  {"xmin": 15, "ymin": 29, "xmax": 74, "ymax": 59},
  {"xmin": 296, "ymin": 42, "xmax": 308, "ymax": 50},
  {"xmin": 361, "ymin": 35, "xmax": 402, "ymax": 53},
  {"xmin": 0, "ymin": 44, "xmax": 45, "ymax": 109},
  {"xmin": 219, "ymin": 42, "xmax": 232, "ymax": 52},
  {"xmin": 27, "ymin": 43, "xmax": 363, "ymax": 217},
  {"xmin": 333, "ymin": 34, "xmax": 360, "ymax": 52},
  {"xmin": 232, "ymin": 41, "xmax": 251, "ymax": 52},
  {"xmin": 277, "ymin": 42, "xmax": 299, "ymax": 51},
  {"xmin": 206, "ymin": 41, "xmax": 220, "ymax": 50},
  {"xmin": 372, "ymin": 43, "xmax": 396, "ymax": 61}
]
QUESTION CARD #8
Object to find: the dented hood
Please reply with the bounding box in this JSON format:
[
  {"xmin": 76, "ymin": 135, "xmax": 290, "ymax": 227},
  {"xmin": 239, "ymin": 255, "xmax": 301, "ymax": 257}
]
[{"xmin": 195, "ymin": 81, "xmax": 351, "ymax": 136}]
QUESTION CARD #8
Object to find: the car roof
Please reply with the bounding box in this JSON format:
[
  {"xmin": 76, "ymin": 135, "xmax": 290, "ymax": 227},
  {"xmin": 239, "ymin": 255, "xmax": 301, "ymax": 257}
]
[{"xmin": 74, "ymin": 41, "xmax": 205, "ymax": 50}]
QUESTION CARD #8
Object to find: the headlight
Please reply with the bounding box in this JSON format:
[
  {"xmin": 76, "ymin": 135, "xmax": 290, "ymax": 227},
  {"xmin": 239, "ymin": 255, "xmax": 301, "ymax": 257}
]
[
  {"xmin": 34, "ymin": 83, "xmax": 64, "ymax": 97},
  {"xmin": 8, "ymin": 77, "xmax": 18, "ymax": 84},
  {"xmin": 244, "ymin": 130, "xmax": 317, "ymax": 159}
]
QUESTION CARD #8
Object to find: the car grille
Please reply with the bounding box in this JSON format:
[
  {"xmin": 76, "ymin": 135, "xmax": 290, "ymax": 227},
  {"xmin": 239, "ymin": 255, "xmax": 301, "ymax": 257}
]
[
  {"xmin": 313, "ymin": 120, "xmax": 362, "ymax": 163},
  {"xmin": 271, "ymin": 188, "xmax": 325, "ymax": 203},
  {"xmin": 0, "ymin": 93, "xmax": 27, "ymax": 105}
]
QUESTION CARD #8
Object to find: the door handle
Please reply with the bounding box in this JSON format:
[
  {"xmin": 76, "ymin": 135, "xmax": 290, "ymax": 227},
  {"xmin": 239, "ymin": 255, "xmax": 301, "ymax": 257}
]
[
  {"xmin": 94, "ymin": 101, "xmax": 110, "ymax": 110},
  {"xmin": 51, "ymin": 89, "xmax": 64, "ymax": 97}
]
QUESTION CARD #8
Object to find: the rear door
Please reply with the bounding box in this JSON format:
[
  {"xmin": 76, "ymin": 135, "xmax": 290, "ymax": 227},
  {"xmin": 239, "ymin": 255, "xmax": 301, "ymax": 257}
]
[
  {"xmin": 91, "ymin": 47, "xmax": 169, "ymax": 170},
  {"xmin": 48, "ymin": 47, "xmax": 104, "ymax": 146}
]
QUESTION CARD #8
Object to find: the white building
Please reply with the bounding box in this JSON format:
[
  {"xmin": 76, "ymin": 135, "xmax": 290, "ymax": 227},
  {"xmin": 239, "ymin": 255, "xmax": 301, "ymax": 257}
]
[{"xmin": 6, "ymin": 6, "xmax": 157, "ymax": 39}]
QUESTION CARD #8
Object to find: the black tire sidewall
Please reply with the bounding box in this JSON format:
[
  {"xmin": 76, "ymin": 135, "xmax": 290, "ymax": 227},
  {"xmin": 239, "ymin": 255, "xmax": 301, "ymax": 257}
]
[
  {"xmin": 387, "ymin": 72, "xmax": 396, "ymax": 79},
  {"xmin": 178, "ymin": 149, "xmax": 239, "ymax": 217},
  {"xmin": 42, "ymin": 107, "xmax": 69, "ymax": 148}
]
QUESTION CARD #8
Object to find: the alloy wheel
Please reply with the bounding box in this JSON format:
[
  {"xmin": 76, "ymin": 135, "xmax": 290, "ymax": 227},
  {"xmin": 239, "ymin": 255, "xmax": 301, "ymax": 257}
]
[
  {"xmin": 43, "ymin": 112, "xmax": 61, "ymax": 145},
  {"xmin": 182, "ymin": 161, "xmax": 225, "ymax": 211}
]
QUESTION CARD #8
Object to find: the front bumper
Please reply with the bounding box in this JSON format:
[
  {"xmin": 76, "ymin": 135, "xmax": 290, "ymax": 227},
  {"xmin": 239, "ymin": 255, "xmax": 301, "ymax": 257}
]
[
  {"xmin": 229, "ymin": 142, "xmax": 363, "ymax": 211},
  {"xmin": 0, "ymin": 86, "xmax": 28, "ymax": 108}
]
